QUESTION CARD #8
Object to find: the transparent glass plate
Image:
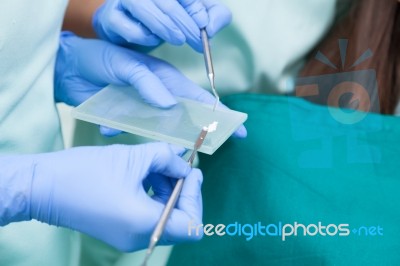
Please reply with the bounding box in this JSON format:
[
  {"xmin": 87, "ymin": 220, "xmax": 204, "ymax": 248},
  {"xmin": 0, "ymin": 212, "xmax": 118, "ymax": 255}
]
[{"xmin": 72, "ymin": 85, "xmax": 247, "ymax": 154}]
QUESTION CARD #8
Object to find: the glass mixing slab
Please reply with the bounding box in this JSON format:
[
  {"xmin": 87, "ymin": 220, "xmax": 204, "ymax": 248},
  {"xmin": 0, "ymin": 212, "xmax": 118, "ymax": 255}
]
[{"xmin": 72, "ymin": 85, "xmax": 248, "ymax": 155}]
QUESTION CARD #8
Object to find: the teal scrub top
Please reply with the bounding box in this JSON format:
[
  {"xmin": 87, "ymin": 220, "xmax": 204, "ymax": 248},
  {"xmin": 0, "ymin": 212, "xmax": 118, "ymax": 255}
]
[{"xmin": 0, "ymin": 1, "xmax": 81, "ymax": 265}]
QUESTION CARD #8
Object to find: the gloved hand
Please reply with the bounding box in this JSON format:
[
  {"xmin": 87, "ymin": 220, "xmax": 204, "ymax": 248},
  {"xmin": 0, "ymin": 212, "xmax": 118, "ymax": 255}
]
[
  {"xmin": 92, "ymin": 0, "xmax": 232, "ymax": 51},
  {"xmin": 0, "ymin": 143, "xmax": 203, "ymax": 251},
  {"xmin": 55, "ymin": 32, "xmax": 247, "ymax": 137}
]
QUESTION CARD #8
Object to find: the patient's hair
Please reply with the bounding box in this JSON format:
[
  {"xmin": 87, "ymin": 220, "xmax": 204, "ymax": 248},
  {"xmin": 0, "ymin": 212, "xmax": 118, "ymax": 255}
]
[{"xmin": 299, "ymin": 0, "xmax": 400, "ymax": 114}]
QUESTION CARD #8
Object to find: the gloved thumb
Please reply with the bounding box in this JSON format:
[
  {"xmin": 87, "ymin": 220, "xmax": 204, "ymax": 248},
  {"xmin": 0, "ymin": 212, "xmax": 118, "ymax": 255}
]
[
  {"xmin": 146, "ymin": 143, "xmax": 191, "ymax": 179},
  {"xmin": 204, "ymin": 0, "xmax": 232, "ymax": 37},
  {"xmin": 99, "ymin": 126, "xmax": 123, "ymax": 137}
]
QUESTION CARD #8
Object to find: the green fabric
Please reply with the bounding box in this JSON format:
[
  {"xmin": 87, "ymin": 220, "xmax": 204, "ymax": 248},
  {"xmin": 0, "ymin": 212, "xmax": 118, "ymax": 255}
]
[
  {"xmin": 168, "ymin": 94, "xmax": 400, "ymax": 265},
  {"xmin": 0, "ymin": 0, "xmax": 66, "ymax": 155},
  {"xmin": 0, "ymin": 222, "xmax": 80, "ymax": 266}
]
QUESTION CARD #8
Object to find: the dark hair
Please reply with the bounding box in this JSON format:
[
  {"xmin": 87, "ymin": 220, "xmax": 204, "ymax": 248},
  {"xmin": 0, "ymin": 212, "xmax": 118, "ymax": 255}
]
[{"xmin": 299, "ymin": 0, "xmax": 399, "ymax": 114}]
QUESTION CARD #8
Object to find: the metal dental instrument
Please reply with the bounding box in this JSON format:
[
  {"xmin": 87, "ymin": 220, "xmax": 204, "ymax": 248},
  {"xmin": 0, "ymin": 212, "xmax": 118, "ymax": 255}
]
[
  {"xmin": 201, "ymin": 28, "xmax": 219, "ymax": 111},
  {"xmin": 141, "ymin": 127, "xmax": 209, "ymax": 266}
]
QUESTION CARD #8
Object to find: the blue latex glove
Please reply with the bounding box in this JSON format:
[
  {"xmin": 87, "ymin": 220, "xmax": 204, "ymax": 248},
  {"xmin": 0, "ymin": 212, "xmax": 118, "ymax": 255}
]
[
  {"xmin": 92, "ymin": 0, "xmax": 232, "ymax": 51},
  {"xmin": 0, "ymin": 143, "xmax": 203, "ymax": 251},
  {"xmin": 55, "ymin": 32, "xmax": 247, "ymax": 137}
]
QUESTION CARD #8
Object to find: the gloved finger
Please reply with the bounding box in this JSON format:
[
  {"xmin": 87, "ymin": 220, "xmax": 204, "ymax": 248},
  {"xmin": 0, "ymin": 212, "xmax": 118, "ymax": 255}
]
[
  {"xmin": 178, "ymin": 0, "xmax": 208, "ymax": 28},
  {"xmin": 132, "ymin": 52, "xmax": 212, "ymax": 102},
  {"xmin": 168, "ymin": 144, "xmax": 188, "ymax": 157},
  {"xmin": 121, "ymin": 0, "xmax": 185, "ymax": 45},
  {"xmin": 103, "ymin": 10, "xmax": 161, "ymax": 46},
  {"xmin": 203, "ymin": 0, "xmax": 232, "ymax": 37},
  {"xmin": 146, "ymin": 143, "xmax": 191, "ymax": 179},
  {"xmin": 109, "ymin": 49, "xmax": 177, "ymax": 108},
  {"xmin": 232, "ymin": 125, "xmax": 247, "ymax": 138},
  {"xmin": 176, "ymin": 168, "xmax": 203, "ymax": 219},
  {"xmin": 149, "ymin": 173, "xmax": 174, "ymax": 204},
  {"xmin": 99, "ymin": 126, "xmax": 123, "ymax": 137},
  {"xmin": 160, "ymin": 168, "xmax": 203, "ymax": 244},
  {"xmin": 154, "ymin": 0, "xmax": 202, "ymax": 51},
  {"xmin": 149, "ymin": 145, "xmax": 188, "ymax": 203}
]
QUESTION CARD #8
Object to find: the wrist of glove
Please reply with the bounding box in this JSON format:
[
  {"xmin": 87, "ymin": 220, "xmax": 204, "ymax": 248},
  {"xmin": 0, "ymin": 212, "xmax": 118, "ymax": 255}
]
[{"xmin": 0, "ymin": 157, "xmax": 34, "ymax": 225}]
